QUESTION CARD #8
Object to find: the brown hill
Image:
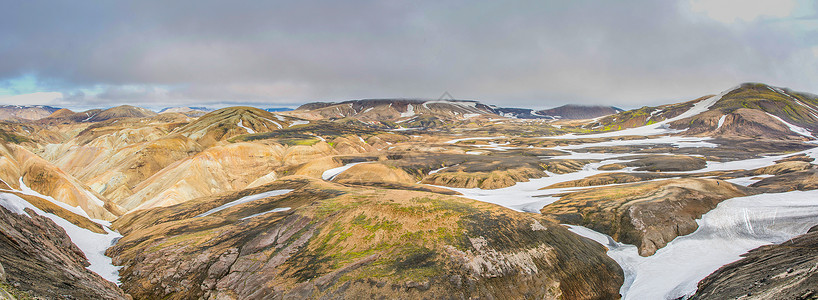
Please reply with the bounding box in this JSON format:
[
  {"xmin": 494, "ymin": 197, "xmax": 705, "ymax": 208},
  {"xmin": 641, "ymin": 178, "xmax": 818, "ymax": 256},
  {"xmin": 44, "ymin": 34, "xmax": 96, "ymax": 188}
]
[
  {"xmin": 108, "ymin": 177, "xmax": 623, "ymax": 299},
  {"xmin": 88, "ymin": 105, "xmax": 157, "ymax": 122},
  {"xmin": 176, "ymin": 106, "xmax": 303, "ymax": 147}
]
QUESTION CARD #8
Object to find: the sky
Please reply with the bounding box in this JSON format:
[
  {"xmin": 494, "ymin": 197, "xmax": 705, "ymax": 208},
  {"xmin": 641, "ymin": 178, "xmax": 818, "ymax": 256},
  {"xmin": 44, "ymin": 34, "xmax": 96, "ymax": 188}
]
[{"xmin": 1, "ymin": 0, "xmax": 817, "ymax": 111}]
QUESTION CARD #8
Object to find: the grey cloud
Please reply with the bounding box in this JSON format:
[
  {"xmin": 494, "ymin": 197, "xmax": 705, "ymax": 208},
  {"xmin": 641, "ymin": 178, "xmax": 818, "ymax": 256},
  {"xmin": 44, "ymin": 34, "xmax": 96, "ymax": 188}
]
[{"xmin": 1, "ymin": 0, "xmax": 816, "ymax": 110}]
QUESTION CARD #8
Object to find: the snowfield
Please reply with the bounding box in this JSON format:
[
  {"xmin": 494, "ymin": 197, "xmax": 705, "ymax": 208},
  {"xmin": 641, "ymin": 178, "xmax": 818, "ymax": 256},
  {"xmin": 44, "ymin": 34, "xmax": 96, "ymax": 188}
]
[
  {"xmin": 428, "ymin": 130, "xmax": 818, "ymax": 299},
  {"xmin": 0, "ymin": 191, "xmax": 123, "ymax": 284},
  {"xmin": 568, "ymin": 189, "xmax": 818, "ymax": 299}
]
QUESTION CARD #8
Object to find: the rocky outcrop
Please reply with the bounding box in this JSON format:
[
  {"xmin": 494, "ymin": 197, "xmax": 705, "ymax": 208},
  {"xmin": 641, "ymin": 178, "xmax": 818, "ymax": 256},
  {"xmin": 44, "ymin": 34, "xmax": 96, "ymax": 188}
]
[
  {"xmin": 108, "ymin": 177, "xmax": 623, "ymax": 300},
  {"xmin": 0, "ymin": 205, "xmax": 126, "ymax": 299},
  {"xmin": 542, "ymin": 178, "xmax": 747, "ymax": 256},
  {"xmin": 619, "ymin": 155, "xmax": 707, "ymax": 172},
  {"xmin": 750, "ymin": 169, "xmax": 818, "ymax": 193},
  {"xmin": 690, "ymin": 225, "xmax": 818, "ymax": 300},
  {"xmin": 422, "ymin": 167, "xmax": 546, "ymax": 189},
  {"xmin": 675, "ymin": 108, "xmax": 811, "ymax": 140},
  {"xmin": 332, "ymin": 162, "xmax": 415, "ymax": 184},
  {"xmin": 541, "ymin": 171, "xmax": 729, "ymax": 189}
]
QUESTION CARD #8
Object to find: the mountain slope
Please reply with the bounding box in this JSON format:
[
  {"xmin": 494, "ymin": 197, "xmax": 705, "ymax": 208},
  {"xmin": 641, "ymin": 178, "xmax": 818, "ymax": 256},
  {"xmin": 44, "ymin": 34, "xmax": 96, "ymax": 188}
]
[
  {"xmin": 176, "ymin": 107, "xmax": 305, "ymax": 147},
  {"xmin": 108, "ymin": 177, "xmax": 623, "ymax": 299},
  {"xmin": 0, "ymin": 141, "xmax": 120, "ymax": 220},
  {"xmin": 576, "ymin": 83, "xmax": 818, "ymax": 140},
  {"xmin": 671, "ymin": 83, "xmax": 818, "ymax": 139},
  {"xmin": 88, "ymin": 105, "xmax": 157, "ymax": 122}
]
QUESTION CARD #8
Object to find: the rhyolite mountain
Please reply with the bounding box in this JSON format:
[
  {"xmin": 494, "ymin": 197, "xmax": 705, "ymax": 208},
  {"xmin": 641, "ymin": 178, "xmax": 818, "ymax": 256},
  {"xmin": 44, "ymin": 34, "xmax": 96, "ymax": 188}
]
[
  {"xmin": 0, "ymin": 105, "xmax": 61, "ymax": 122},
  {"xmin": 0, "ymin": 82, "xmax": 817, "ymax": 299}
]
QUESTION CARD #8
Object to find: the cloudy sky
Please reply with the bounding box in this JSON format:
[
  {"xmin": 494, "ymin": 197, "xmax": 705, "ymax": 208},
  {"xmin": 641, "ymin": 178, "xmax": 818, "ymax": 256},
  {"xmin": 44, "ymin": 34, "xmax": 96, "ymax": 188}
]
[{"xmin": 1, "ymin": 0, "xmax": 816, "ymax": 110}]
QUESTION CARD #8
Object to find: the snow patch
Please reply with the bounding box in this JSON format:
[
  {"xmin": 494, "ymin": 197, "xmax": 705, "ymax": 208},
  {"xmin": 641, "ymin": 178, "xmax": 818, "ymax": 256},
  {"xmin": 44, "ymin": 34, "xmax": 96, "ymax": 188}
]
[
  {"xmin": 322, "ymin": 162, "xmax": 366, "ymax": 180},
  {"xmin": 765, "ymin": 113, "xmax": 814, "ymax": 139},
  {"xmin": 716, "ymin": 115, "xmax": 727, "ymax": 130},
  {"xmin": 400, "ymin": 104, "xmax": 415, "ymax": 118},
  {"xmin": 197, "ymin": 189, "xmax": 294, "ymax": 217},
  {"xmin": 237, "ymin": 119, "xmax": 255, "ymax": 134},
  {"xmin": 0, "ymin": 192, "xmax": 122, "ymax": 284},
  {"xmin": 445, "ymin": 136, "xmax": 506, "ymax": 144},
  {"xmin": 289, "ymin": 120, "xmax": 309, "ymax": 127},
  {"xmin": 240, "ymin": 207, "xmax": 291, "ymax": 220},
  {"xmin": 568, "ymin": 189, "xmax": 818, "ymax": 299}
]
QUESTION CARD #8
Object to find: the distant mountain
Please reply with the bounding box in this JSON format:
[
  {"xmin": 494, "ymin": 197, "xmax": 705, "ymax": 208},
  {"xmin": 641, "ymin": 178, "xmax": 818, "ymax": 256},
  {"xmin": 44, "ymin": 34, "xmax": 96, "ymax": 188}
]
[
  {"xmin": 159, "ymin": 106, "xmax": 210, "ymax": 113},
  {"xmin": 87, "ymin": 105, "xmax": 157, "ymax": 122},
  {"xmin": 535, "ymin": 105, "xmax": 623, "ymax": 120},
  {"xmin": 488, "ymin": 107, "xmax": 555, "ymax": 119},
  {"xmin": 291, "ymin": 99, "xmax": 501, "ymax": 130},
  {"xmin": 264, "ymin": 107, "xmax": 294, "ymax": 112},
  {"xmin": 0, "ymin": 105, "xmax": 62, "ymax": 121},
  {"xmin": 159, "ymin": 106, "xmax": 211, "ymax": 117}
]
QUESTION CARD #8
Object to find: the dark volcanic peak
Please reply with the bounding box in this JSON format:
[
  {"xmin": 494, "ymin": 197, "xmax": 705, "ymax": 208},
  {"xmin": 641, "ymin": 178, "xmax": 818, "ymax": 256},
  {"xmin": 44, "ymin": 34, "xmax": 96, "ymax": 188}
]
[{"xmin": 536, "ymin": 104, "xmax": 623, "ymax": 119}]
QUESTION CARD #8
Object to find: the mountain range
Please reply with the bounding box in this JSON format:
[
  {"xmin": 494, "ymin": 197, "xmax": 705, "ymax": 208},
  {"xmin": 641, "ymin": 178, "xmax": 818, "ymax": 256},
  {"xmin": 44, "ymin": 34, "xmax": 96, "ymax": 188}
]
[{"xmin": 0, "ymin": 82, "xmax": 816, "ymax": 299}]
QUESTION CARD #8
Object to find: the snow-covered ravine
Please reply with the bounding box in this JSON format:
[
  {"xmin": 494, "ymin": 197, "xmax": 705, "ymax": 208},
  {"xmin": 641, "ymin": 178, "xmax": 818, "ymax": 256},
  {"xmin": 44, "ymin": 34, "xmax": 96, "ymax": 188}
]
[
  {"xmin": 567, "ymin": 190, "xmax": 818, "ymax": 299},
  {"xmin": 0, "ymin": 191, "xmax": 122, "ymax": 284},
  {"xmin": 436, "ymin": 161, "xmax": 625, "ymax": 212}
]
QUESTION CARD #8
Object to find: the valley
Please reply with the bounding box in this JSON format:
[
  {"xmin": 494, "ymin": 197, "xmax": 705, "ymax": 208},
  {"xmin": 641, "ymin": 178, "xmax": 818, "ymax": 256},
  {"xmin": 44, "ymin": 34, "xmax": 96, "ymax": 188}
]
[{"xmin": 1, "ymin": 83, "xmax": 817, "ymax": 299}]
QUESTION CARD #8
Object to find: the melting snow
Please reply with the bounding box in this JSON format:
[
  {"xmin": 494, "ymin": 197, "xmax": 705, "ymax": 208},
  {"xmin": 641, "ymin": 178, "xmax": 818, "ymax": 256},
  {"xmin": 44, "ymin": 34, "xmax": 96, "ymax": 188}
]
[
  {"xmin": 260, "ymin": 118, "xmax": 282, "ymax": 129},
  {"xmin": 765, "ymin": 113, "xmax": 814, "ymax": 139},
  {"xmin": 0, "ymin": 191, "xmax": 122, "ymax": 284},
  {"xmin": 445, "ymin": 136, "xmax": 506, "ymax": 144},
  {"xmin": 567, "ymin": 189, "xmax": 818, "ymax": 299},
  {"xmin": 322, "ymin": 162, "xmax": 366, "ymax": 180},
  {"xmin": 237, "ymin": 119, "xmax": 255, "ymax": 134},
  {"xmin": 197, "ymin": 189, "xmax": 294, "ymax": 217},
  {"xmin": 725, "ymin": 174, "xmax": 773, "ymax": 187},
  {"xmin": 716, "ymin": 115, "xmax": 727, "ymax": 130},
  {"xmin": 289, "ymin": 120, "xmax": 309, "ymax": 127},
  {"xmin": 400, "ymin": 104, "xmax": 416, "ymax": 118},
  {"xmin": 553, "ymin": 136, "xmax": 718, "ymax": 150},
  {"xmin": 240, "ymin": 207, "xmax": 291, "ymax": 220}
]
